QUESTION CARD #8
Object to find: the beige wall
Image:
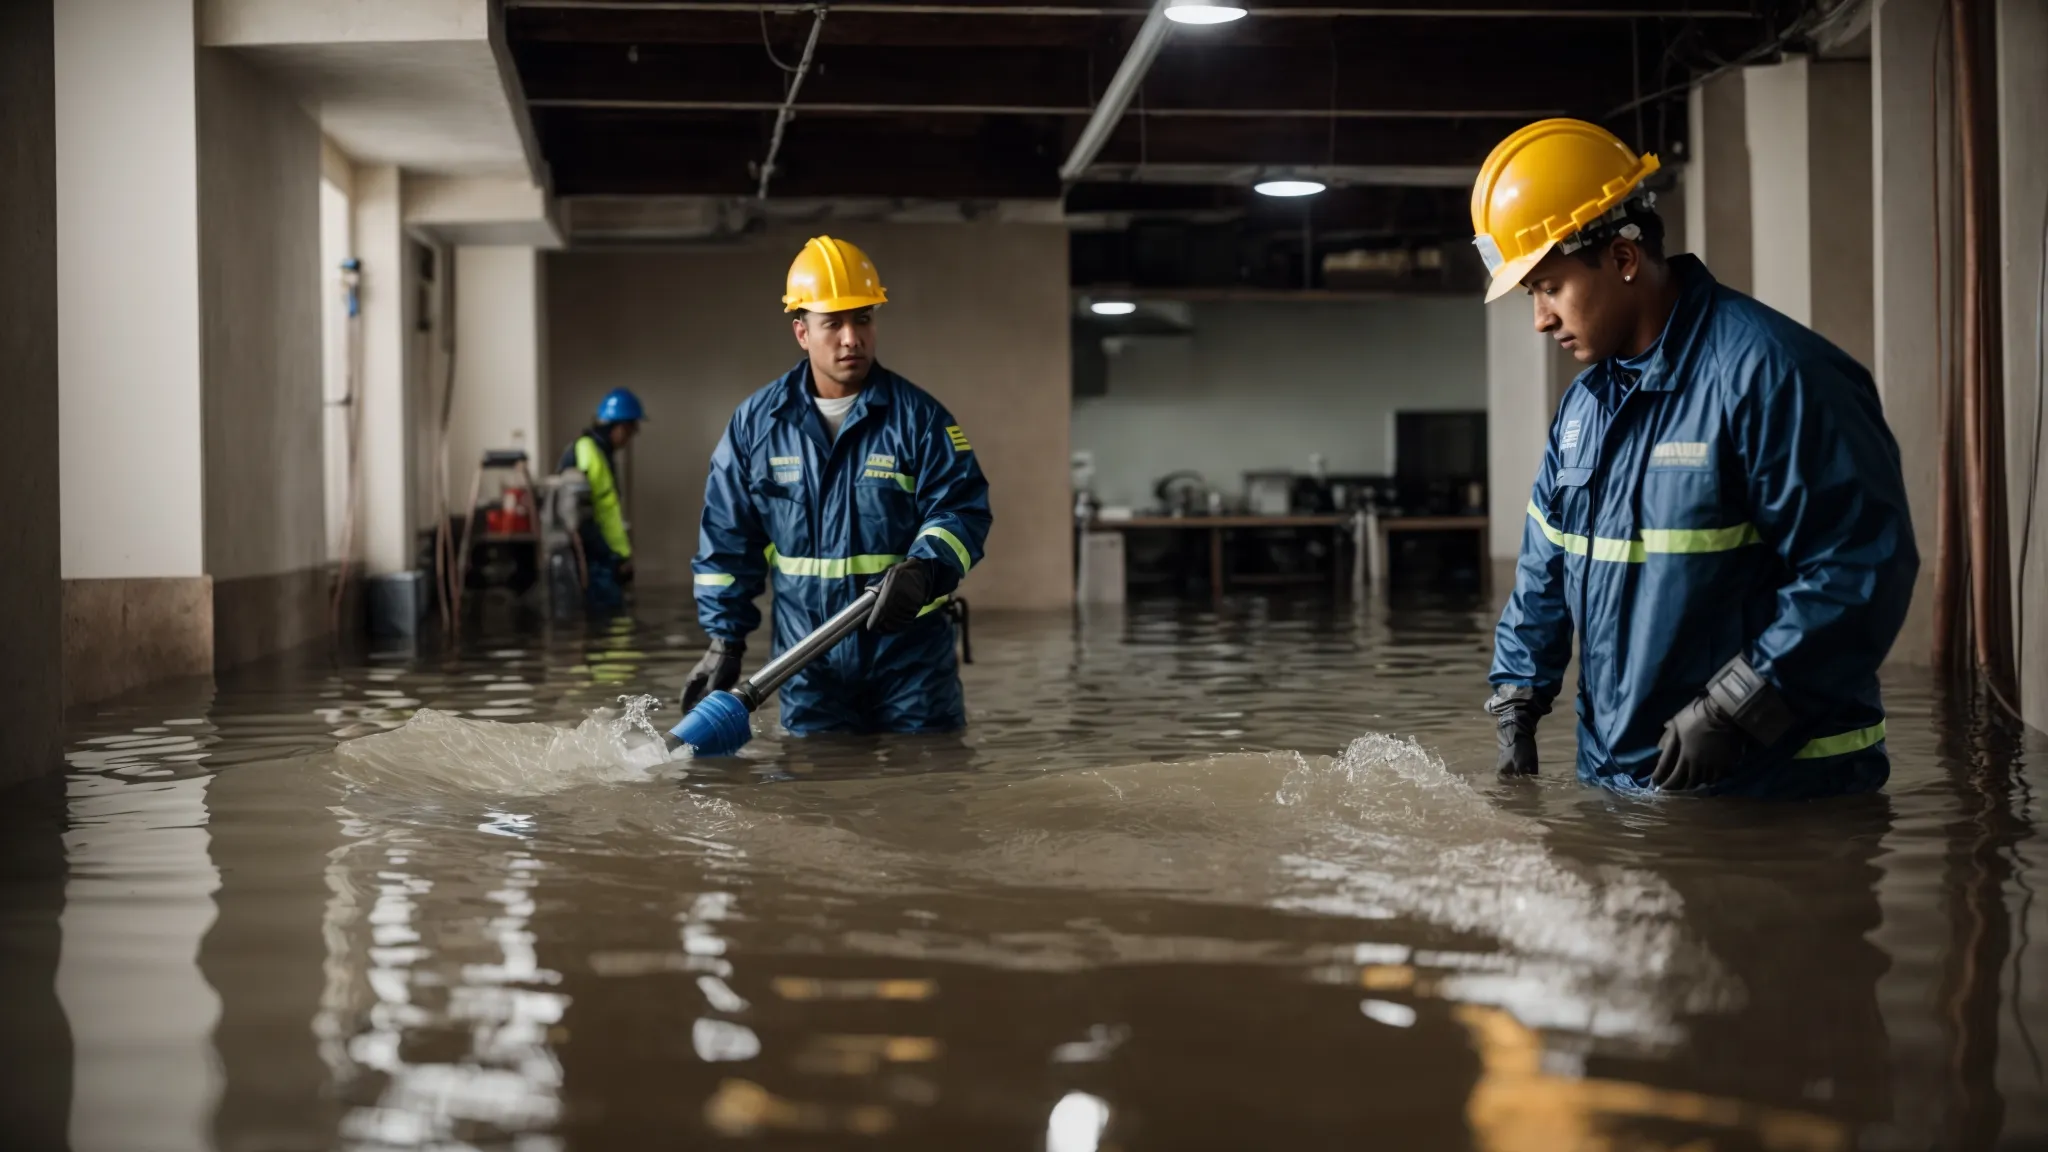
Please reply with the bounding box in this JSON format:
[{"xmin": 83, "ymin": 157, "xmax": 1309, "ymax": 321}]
[
  {"xmin": 55, "ymin": 0, "xmax": 207, "ymax": 581},
  {"xmin": 546, "ymin": 224, "xmax": 1072, "ymax": 610},
  {"xmin": 448, "ymin": 246, "xmax": 546, "ymax": 500},
  {"xmin": 352, "ymin": 165, "xmax": 415, "ymax": 575},
  {"xmin": 1, "ymin": 0, "xmax": 65, "ymax": 784},
  {"xmin": 197, "ymin": 46, "xmax": 325, "ymax": 583},
  {"xmin": 1998, "ymin": 0, "xmax": 2048, "ymax": 731}
]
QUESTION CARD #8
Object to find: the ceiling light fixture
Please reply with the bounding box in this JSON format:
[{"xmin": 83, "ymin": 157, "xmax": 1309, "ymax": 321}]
[
  {"xmin": 1090, "ymin": 300, "xmax": 1139, "ymax": 316},
  {"xmin": 1164, "ymin": 1, "xmax": 1248, "ymax": 26},
  {"xmin": 1254, "ymin": 178, "xmax": 1327, "ymax": 198}
]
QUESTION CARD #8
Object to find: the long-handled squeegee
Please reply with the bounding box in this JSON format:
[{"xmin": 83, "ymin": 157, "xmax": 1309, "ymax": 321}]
[{"xmin": 664, "ymin": 587, "xmax": 880, "ymax": 757}]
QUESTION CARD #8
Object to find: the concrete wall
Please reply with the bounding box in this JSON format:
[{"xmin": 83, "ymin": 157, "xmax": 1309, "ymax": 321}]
[
  {"xmin": 448, "ymin": 246, "xmax": 546, "ymax": 501},
  {"xmin": 1074, "ymin": 297, "xmax": 1487, "ymax": 510},
  {"xmin": 1746, "ymin": 56, "xmax": 1876, "ymax": 370},
  {"xmin": 196, "ymin": 46, "xmax": 329, "ymax": 666},
  {"xmin": 1997, "ymin": 0, "xmax": 2048, "ymax": 730},
  {"xmin": 54, "ymin": 0, "xmax": 216, "ymax": 705},
  {"xmin": 546, "ymin": 224, "xmax": 1072, "ymax": 610},
  {"xmin": 1485, "ymin": 295, "xmax": 1565, "ymax": 560},
  {"xmin": 1685, "ymin": 70, "xmax": 1754, "ymax": 294},
  {"xmin": 352, "ymin": 165, "xmax": 415, "ymax": 575},
  {"xmin": 1873, "ymin": 0, "xmax": 1951, "ymax": 666},
  {"xmin": 55, "ymin": 0, "xmax": 206, "ymax": 582},
  {"xmin": 1, "ymin": 0, "xmax": 66, "ymax": 785}
]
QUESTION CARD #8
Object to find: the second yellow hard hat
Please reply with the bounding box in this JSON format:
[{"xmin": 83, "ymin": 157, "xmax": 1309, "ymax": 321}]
[
  {"xmin": 782, "ymin": 235, "xmax": 889, "ymax": 313},
  {"xmin": 1471, "ymin": 119, "xmax": 1660, "ymax": 303}
]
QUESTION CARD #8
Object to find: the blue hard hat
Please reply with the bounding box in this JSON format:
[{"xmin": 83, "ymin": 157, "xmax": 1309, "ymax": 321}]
[{"xmin": 595, "ymin": 388, "xmax": 646, "ymax": 424}]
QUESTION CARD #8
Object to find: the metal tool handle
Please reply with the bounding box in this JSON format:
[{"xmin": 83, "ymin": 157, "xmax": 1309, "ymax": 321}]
[{"xmin": 738, "ymin": 587, "xmax": 879, "ymax": 704}]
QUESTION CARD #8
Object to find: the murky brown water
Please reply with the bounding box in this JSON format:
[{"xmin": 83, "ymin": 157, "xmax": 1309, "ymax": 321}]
[{"xmin": 3, "ymin": 590, "xmax": 2045, "ymax": 1151}]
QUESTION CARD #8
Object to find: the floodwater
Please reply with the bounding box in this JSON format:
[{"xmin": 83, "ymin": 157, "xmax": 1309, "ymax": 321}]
[{"xmin": 3, "ymin": 590, "xmax": 2045, "ymax": 1151}]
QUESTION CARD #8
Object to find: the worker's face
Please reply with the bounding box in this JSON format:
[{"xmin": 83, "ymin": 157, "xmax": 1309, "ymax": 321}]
[
  {"xmin": 609, "ymin": 421, "xmax": 639, "ymax": 448},
  {"xmin": 1523, "ymin": 238, "xmax": 1644, "ymax": 363},
  {"xmin": 795, "ymin": 308, "xmax": 876, "ymax": 389}
]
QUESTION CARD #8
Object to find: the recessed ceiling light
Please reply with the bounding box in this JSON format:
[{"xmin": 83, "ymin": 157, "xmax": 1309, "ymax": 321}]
[
  {"xmin": 1254, "ymin": 178, "xmax": 1327, "ymax": 198},
  {"xmin": 1165, "ymin": 1, "xmax": 1248, "ymax": 26},
  {"xmin": 1091, "ymin": 300, "xmax": 1138, "ymax": 316}
]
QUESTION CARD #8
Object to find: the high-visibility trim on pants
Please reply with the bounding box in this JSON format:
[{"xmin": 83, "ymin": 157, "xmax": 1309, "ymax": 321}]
[
  {"xmin": 1793, "ymin": 720, "xmax": 1886, "ymax": 760},
  {"xmin": 1526, "ymin": 502, "xmax": 1763, "ymax": 562}
]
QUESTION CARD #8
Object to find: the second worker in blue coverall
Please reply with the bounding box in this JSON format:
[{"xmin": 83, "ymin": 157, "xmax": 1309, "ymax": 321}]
[
  {"xmin": 1473, "ymin": 119, "xmax": 1919, "ymax": 799},
  {"xmin": 679, "ymin": 236, "xmax": 992, "ymax": 735}
]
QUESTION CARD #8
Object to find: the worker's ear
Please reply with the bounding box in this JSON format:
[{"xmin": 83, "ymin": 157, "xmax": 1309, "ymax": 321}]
[
  {"xmin": 792, "ymin": 314, "xmax": 811, "ymax": 350},
  {"xmin": 1610, "ymin": 237, "xmax": 1644, "ymax": 284}
]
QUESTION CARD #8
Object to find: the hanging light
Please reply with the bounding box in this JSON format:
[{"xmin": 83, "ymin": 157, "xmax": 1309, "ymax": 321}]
[
  {"xmin": 1254, "ymin": 177, "xmax": 1326, "ymax": 197},
  {"xmin": 1164, "ymin": 0, "xmax": 1248, "ymax": 26},
  {"xmin": 1090, "ymin": 300, "xmax": 1138, "ymax": 316}
]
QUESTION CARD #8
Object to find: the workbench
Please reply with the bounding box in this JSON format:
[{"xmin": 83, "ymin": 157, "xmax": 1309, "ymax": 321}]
[
  {"xmin": 1085, "ymin": 514, "xmax": 1356, "ymax": 603},
  {"xmin": 1079, "ymin": 511, "xmax": 1491, "ymax": 603}
]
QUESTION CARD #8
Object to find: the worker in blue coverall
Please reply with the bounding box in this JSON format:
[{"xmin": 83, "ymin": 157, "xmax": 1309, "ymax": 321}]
[
  {"xmin": 679, "ymin": 236, "xmax": 992, "ymax": 734},
  {"xmin": 1473, "ymin": 119, "xmax": 1918, "ymax": 798},
  {"xmin": 559, "ymin": 387, "xmax": 644, "ymax": 612}
]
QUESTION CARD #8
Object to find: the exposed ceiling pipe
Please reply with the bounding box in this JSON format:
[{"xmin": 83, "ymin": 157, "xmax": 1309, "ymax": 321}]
[
  {"xmin": 1059, "ymin": 1, "xmax": 1170, "ymax": 183},
  {"xmin": 507, "ymin": 2, "xmax": 1761, "ymax": 18},
  {"xmin": 756, "ymin": 4, "xmax": 828, "ymax": 199},
  {"xmin": 533, "ymin": 97, "xmax": 1554, "ymax": 120}
]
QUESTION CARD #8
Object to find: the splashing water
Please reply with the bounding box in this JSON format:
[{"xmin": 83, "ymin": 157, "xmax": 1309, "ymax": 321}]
[{"xmin": 335, "ymin": 694, "xmax": 685, "ymax": 796}]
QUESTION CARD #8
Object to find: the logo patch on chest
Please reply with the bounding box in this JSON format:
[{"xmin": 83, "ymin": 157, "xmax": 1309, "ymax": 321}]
[
  {"xmin": 1561, "ymin": 419, "xmax": 1583, "ymax": 451},
  {"xmin": 1649, "ymin": 440, "xmax": 1712, "ymax": 470}
]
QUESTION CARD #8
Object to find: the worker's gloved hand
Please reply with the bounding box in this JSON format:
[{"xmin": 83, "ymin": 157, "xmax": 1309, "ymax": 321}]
[
  {"xmin": 1651, "ymin": 655, "xmax": 1796, "ymax": 792},
  {"xmin": 867, "ymin": 559, "xmax": 933, "ymax": 634},
  {"xmin": 617, "ymin": 558, "xmax": 635, "ymax": 585},
  {"xmin": 1485, "ymin": 685, "xmax": 1550, "ymax": 777},
  {"xmin": 680, "ymin": 638, "xmax": 744, "ymax": 711}
]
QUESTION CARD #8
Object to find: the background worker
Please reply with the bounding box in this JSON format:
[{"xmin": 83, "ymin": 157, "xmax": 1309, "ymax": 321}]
[
  {"xmin": 559, "ymin": 387, "xmax": 644, "ymax": 612},
  {"xmin": 680, "ymin": 236, "xmax": 992, "ymax": 734},
  {"xmin": 1477, "ymin": 119, "xmax": 1917, "ymax": 798}
]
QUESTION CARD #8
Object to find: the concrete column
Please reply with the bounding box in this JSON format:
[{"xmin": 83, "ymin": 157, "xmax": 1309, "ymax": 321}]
[
  {"xmin": 54, "ymin": 0, "xmax": 214, "ymax": 703},
  {"xmin": 1683, "ymin": 70, "xmax": 1754, "ymax": 293},
  {"xmin": 1872, "ymin": 0, "xmax": 1950, "ymax": 666},
  {"xmin": 1486, "ymin": 295, "xmax": 1571, "ymax": 563},
  {"xmin": 449, "ymin": 247, "xmax": 547, "ymax": 504},
  {"xmin": 352, "ymin": 165, "xmax": 415, "ymax": 578},
  {"xmin": 1, "ymin": 0, "xmax": 66, "ymax": 786},
  {"xmin": 1996, "ymin": 0, "xmax": 2048, "ymax": 729},
  {"xmin": 1745, "ymin": 55, "xmax": 1876, "ymax": 369}
]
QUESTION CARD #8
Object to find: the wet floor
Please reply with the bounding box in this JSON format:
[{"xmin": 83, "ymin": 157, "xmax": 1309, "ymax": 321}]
[{"xmin": 2, "ymin": 590, "xmax": 2045, "ymax": 1151}]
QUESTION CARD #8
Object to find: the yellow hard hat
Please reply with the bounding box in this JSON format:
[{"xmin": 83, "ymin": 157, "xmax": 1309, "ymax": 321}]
[
  {"xmin": 782, "ymin": 235, "xmax": 889, "ymax": 313},
  {"xmin": 1470, "ymin": 119, "xmax": 1661, "ymax": 303}
]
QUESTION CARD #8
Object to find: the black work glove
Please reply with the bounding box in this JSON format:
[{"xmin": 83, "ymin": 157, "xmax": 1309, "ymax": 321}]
[
  {"xmin": 680, "ymin": 638, "xmax": 744, "ymax": 711},
  {"xmin": 617, "ymin": 558, "xmax": 635, "ymax": 585},
  {"xmin": 1651, "ymin": 656, "xmax": 1796, "ymax": 793},
  {"xmin": 1650, "ymin": 695, "xmax": 1749, "ymax": 792},
  {"xmin": 867, "ymin": 558, "xmax": 934, "ymax": 635},
  {"xmin": 1485, "ymin": 685, "xmax": 1550, "ymax": 777}
]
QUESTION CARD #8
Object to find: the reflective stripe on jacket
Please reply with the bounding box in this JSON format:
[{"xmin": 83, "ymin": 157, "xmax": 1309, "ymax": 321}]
[
  {"xmin": 1491, "ymin": 255, "xmax": 1919, "ymax": 798},
  {"xmin": 692, "ymin": 362, "xmax": 992, "ymax": 734},
  {"xmin": 560, "ymin": 430, "xmax": 632, "ymax": 559}
]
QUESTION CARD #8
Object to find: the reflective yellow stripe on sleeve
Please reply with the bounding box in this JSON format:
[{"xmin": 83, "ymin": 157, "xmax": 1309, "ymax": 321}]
[
  {"xmin": 1525, "ymin": 502, "xmax": 1763, "ymax": 563},
  {"xmin": 1793, "ymin": 720, "xmax": 1887, "ymax": 760},
  {"xmin": 695, "ymin": 573, "xmax": 736, "ymax": 587},
  {"xmin": 918, "ymin": 526, "xmax": 973, "ymax": 574}
]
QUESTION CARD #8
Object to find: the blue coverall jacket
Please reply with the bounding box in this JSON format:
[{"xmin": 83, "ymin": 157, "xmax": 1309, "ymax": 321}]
[
  {"xmin": 1491, "ymin": 256, "xmax": 1918, "ymax": 798},
  {"xmin": 692, "ymin": 362, "xmax": 992, "ymax": 734}
]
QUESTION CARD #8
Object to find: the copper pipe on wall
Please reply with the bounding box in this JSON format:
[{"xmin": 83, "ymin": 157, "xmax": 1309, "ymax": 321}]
[{"xmin": 1938, "ymin": 0, "xmax": 2019, "ymax": 703}]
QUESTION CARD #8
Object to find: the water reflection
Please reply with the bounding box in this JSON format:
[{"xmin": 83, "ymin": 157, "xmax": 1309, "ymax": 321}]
[{"xmin": 3, "ymin": 591, "xmax": 2043, "ymax": 1149}]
